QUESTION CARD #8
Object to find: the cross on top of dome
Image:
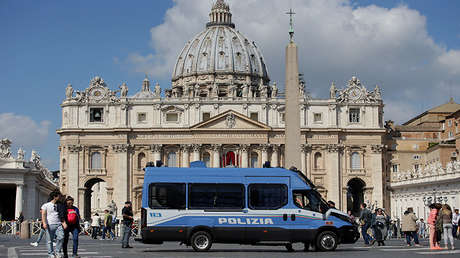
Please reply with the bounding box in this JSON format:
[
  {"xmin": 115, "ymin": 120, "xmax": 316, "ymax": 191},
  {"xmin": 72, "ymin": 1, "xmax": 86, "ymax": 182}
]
[{"xmin": 207, "ymin": 0, "xmax": 234, "ymax": 28}]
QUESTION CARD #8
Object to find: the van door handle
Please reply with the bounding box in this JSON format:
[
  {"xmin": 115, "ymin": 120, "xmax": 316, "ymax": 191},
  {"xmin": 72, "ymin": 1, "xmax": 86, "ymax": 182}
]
[
  {"xmin": 291, "ymin": 214, "xmax": 296, "ymax": 221},
  {"xmin": 283, "ymin": 214, "xmax": 288, "ymax": 221}
]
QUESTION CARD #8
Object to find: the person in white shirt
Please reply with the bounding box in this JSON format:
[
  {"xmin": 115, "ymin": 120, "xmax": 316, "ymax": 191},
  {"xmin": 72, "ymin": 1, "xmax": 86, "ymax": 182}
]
[
  {"xmin": 453, "ymin": 209, "xmax": 459, "ymax": 239},
  {"xmin": 91, "ymin": 213, "xmax": 101, "ymax": 239},
  {"xmin": 41, "ymin": 190, "xmax": 66, "ymax": 258}
]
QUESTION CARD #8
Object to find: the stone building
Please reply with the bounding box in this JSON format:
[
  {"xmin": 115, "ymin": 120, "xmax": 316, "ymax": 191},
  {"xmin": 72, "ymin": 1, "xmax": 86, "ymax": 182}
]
[
  {"xmin": 57, "ymin": 0, "xmax": 387, "ymax": 218},
  {"xmin": 388, "ymin": 98, "xmax": 460, "ymax": 220},
  {"xmin": 0, "ymin": 138, "xmax": 57, "ymax": 220}
]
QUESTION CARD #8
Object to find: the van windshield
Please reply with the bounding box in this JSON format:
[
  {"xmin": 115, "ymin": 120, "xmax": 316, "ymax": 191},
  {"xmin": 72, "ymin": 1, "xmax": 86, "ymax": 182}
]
[{"xmin": 293, "ymin": 190, "xmax": 329, "ymax": 213}]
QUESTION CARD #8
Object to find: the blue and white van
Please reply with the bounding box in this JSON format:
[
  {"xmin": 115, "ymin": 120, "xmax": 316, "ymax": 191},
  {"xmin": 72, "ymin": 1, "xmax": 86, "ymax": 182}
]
[{"xmin": 140, "ymin": 164, "xmax": 359, "ymax": 252}]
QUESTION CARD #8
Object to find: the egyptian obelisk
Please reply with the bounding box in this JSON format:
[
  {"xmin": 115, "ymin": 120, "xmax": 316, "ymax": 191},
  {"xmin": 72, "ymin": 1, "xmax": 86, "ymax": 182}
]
[{"xmin": 284, "ymin": 9, "xmax": 301, "ymax": 169}]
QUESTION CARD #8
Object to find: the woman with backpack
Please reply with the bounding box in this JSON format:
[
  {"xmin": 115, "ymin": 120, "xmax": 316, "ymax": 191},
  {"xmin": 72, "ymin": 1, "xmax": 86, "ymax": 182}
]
[{"xmin": 63, "ymin": 196, "xmax": 81, "ymax": 258}]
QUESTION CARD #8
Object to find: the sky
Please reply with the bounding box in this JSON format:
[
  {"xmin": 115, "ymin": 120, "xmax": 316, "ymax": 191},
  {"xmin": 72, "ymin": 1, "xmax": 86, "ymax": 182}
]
[{"xmin": 1, "ymin": 0, "xmax": 459, "ymax": 170}]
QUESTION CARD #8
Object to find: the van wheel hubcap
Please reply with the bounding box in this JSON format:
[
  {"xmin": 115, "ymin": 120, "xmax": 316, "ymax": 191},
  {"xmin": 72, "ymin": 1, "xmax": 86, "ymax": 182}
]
[
  {"xmin": 195, "ymin": 235, "xmax": 209, "ymax": 249},
  {"xmin": 321, "ymin": 235, "xmax": 335, "ymax": 249}
]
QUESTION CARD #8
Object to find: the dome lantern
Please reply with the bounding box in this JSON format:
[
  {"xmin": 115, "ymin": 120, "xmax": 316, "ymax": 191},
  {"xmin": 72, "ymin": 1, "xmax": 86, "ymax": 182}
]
[{"xmin": 207, "ymin": 0, "xmax": 234, "ymax": 28}]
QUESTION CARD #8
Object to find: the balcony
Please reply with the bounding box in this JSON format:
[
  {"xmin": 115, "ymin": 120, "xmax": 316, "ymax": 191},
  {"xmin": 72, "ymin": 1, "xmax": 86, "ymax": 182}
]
[{"xmin": 347, "ymin": 168, "xmax": 366, "ymax": 176}]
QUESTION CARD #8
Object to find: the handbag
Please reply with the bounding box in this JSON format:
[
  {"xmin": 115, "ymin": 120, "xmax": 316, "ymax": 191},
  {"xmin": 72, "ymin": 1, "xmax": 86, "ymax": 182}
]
[{"xmin": 435, "ymin": 214, "xmax": 443, "ymax": 233}]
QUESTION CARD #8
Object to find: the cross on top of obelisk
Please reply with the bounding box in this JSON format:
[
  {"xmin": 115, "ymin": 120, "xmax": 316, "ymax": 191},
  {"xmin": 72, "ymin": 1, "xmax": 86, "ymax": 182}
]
[{"xmin": 286, "ymin": 8, "xmax": 296, "ymax": 42}]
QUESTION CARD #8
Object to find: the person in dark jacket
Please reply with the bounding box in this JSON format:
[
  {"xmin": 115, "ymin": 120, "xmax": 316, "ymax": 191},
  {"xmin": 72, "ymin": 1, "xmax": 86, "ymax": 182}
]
[
  {"xmin": 121, "ymin": 201, "xmax": 134, "ymax": 248},
  {"xmin": 359, "ymin": 203, "xmax": 374, "ymax": 246},
  {"xmin": 62, "ymin": 196, "xmax": 81, "ymax": 258}
]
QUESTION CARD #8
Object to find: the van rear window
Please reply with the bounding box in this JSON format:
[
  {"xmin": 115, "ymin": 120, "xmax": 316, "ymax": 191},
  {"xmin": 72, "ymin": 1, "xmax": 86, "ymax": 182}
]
[
  {"xmin": 189, "ymin": 184, "xmax": 244, "ymax": 209},
  {"xmin": 149, "ymin": 183, "xmax": 186, "ymax": 209},
  {"xmin": 249, "ymin": 184, "xmax": 287, "ymax": 210}
]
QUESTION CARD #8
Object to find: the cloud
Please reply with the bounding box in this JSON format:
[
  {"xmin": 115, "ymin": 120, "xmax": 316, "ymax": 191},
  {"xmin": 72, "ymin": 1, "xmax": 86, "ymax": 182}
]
[
  {"xmin": 0, "ymin": 113, "xmax": 51, "ymax": 151},
  {"xmin": 126, "ymin": 0, "xmax": 460, "ymax": 124}
]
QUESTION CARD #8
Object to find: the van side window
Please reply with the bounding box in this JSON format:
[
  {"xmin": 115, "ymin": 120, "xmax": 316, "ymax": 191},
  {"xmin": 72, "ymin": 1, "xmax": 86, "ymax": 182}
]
[
  {"xmin": 293, "ymin": 190, "xmax": 328, "ymax": 213},
  {"xmin": 189, "ymin": 184, "xmax": 244, "ymax": 209},
  {"xmin": 149, "ymin": 183, "xmax": 186, "ymax": 209},
  {"xmin": 249, "ymin": 184, "xmax": 287, "ymax": 210}
]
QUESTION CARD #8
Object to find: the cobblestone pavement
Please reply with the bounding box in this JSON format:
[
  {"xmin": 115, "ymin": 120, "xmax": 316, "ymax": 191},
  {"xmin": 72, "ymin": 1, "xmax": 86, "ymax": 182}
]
[{"xmin": 1, "ymin": 235, "xmax": 459, "ymax": 258}]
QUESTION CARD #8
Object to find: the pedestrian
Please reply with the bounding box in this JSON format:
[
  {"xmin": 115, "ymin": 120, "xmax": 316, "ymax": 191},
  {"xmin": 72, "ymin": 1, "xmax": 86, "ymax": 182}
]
[
  {"xmin": 30, "ymin": 218, "xmax": 46, "ymax": 247},
  {"xmin": 91, "ymin": 213, "xmax": 100, "ymax": 239},
  {"xmin": 41, "ymin": 189, "xmax": 66, "ymax": 258},
  {"xmin": 121, "ymin": 201, "xmax": 133, "ymax": 248},
  {"xmin": 327, "ymin": 201, "xmax": 336, "ymax": 209},
  {"xmin": 440, "ymin": 204, "xmax": 455, "ymax": 250},
  {"xmin": 359, "ymin": 203, "xmax": 374, "ymax": 246},
  {"xmin": 371, "ymin": 208, "xmax": 389, "ymax": 246},
  {"xmin": 401, "ymin": 207, "xmax": 420, "ymax": 247},
  {"xmin": 63, "ymin": 196, "xmax": 81, "ymax": 258},
  {"xmin": 102, "ymin": 210, "xmax": 115, "ymax": 240},
  {"xmin": 347, "ymin": 210, "xmax": 356, "ymax": 224},
  {"xmin": 417, "ymin": 218, "xmax": 426, "ymax": 239},
  {"xmin": 428, "ymin": 203, "xmax": 442, "ymax": 250},
  {"xmin": 453, "ymin": 209, "xmax": 459, "ymax": 239}
]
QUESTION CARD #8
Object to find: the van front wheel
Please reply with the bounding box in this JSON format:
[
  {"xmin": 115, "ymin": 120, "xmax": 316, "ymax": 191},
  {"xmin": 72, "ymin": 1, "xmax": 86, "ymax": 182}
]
[
  {"xmin": 191, "ymin": 231, "xmax": 213, "ymax": 252},
  {"xmin": 316, "ymin": 231, "xmax": 337, "ymax": 251}
]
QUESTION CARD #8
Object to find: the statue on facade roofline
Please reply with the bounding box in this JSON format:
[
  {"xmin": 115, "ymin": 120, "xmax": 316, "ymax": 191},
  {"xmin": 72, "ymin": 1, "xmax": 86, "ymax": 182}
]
[
  {"xmin": 154, "ymin": 83, "xmax": 161, "ymax": 97},
  {"xmin": 271, "ymin": 82, "xmax": 278, "ymax": 98},
  {"xmin": 17, "ymin": 148, "xmax": 25, "ymax": 160},
  {"xmin": 0, "ymin": 138, "xmax": 12, "ymax": 159},
  {"xmin": 65, "ymin": 84, "xmax": 74, "ymax": 100},
  {"xmin": 329, "ymin": 82, "xmax": 336, "ymax": 99},
  {"xmin": 119, "ymin": 83, "xmax": 128, "ymax": 98}
]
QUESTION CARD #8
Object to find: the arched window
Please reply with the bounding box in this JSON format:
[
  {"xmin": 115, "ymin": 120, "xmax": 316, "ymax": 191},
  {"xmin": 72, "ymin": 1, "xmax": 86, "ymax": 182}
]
[
  {"xmin": 62, "ymin": 159, "xmax": 66, "ymax": 171},
  {"xmin": 202, "ymin": 152, "xmax": 211, "ymax": 168},
  {"xmin": 314, "ymin": 152, "xmax": 322, "ymax": 169},
  {"xmin": 138, "ymin": 153, "xmax": 146, "ymax": 170},
  {"xmin": 167, "ymin": 152, "xmax": 177, "ymax": 167},
  {"xmin": 250, "ymin": 152, "xmax": 259, "ymax": 168},
  {"xmin": 351, "ymin": 152, "xmax": 360, "ymax": 170},
  {"xmin": 91, "ymin": 152, "xmax": 102, "ymax": 169}
]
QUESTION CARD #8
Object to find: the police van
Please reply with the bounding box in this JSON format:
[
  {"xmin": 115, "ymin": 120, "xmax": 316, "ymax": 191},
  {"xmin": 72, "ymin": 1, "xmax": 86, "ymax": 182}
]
[{"xmin": 140, "ymin": 164, "xmax": 359, "ymax": 252}]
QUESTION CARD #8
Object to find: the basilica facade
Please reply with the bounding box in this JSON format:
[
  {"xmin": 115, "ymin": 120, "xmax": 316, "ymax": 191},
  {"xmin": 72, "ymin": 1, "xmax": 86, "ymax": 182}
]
[{"xmin": 57, "ymin": 0, "xmax": 387, "ymax": 218}]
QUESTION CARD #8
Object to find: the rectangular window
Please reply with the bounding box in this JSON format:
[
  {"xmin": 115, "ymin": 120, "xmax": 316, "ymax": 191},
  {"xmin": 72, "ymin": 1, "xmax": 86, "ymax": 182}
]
[
  {"xmin": 202, "ymin": 112, "xmax": 211, "ymax": 122},
  {"xmin": 137, "ymin": 113, "xmax": 147, "ymax": 123},
  {"xmin": 448, "ymin": 131, "xmax": 454, "ymax": 138},
  {"xmin": 293, "ymin": 190, "xmax": 329, "ymax": 213},
  {"xmin": 313, "ymin": 113, "xmax": 322, "ymax": 123},
  {"xmin": 392, "ymin": 164, "xmax": 398, "ymax": 172},
  {"xmin": 448, "ymin": 120, "xmax": 452, "ymax": 127},
  {"xmin": 414, "ymin": 164, "xmax": 420, "ymax": 171},
  {"xmin": 166, "ymin": 113, "xmax": 178, "ymax": 122},
  {"xmin": 349, "ymin": 108, "xmax": 360, "ymax": 123},
  {"xmin": 280, "ymin": 113, "xmax": 285, "ymax": 123},
  {"xmin": 249, "ymin": 184, "xmax": 287, "ymax": 210},
  {"xmin": 90, "ymin": 108, "xmax": 103, "ymax": 122},
  {"xmin": 149, "ymin": 183, "xmax": 186, "ymax": 209},
  {"xmin": 189, "ymin": 184, "xmax": 244, "ymax": 209},
  {"xmin": 250, "ymin": 112, "xmax": 259, "ymax": 121}
]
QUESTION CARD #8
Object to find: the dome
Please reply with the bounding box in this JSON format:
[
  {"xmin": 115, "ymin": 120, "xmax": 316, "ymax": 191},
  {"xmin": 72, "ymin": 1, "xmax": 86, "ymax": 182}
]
[{"xmin": 171, "ymin": 0, "xmax": 269, "ymax": 98}]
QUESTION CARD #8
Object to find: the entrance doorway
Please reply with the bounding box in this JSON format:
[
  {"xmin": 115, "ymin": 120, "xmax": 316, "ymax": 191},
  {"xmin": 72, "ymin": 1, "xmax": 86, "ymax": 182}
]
[
  {"xmin": 84, "ymin": 178, "xmax": 107, "ymax": 220},
  {"xmin": 347, "ymin": 178, "xmax": 365, "ymax": 217},
  {"xmin": 0, "ymin": 184, "xmax": 16, "ymax": 220}
]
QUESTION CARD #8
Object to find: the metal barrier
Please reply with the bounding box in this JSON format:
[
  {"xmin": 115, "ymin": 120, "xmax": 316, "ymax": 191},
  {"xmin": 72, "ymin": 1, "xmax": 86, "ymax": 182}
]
[{"xmin": 0, "ymin": 221, "xmax": 16, "ymax": 235}]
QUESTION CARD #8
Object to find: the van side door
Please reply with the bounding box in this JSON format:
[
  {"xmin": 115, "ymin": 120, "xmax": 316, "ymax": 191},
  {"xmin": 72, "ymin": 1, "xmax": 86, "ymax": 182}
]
[{"xmin": 245, "ymin": 176, "xmax": 291, "ymax": 242}]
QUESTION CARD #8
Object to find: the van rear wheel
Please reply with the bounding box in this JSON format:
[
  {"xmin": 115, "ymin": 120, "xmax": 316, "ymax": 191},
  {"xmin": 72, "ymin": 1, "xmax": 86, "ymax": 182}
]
[
  {"xmin": 191, "ymin": 231, "xmax": 213, "ymax": 252},
  {"xmin": 316, "ymin": 231, "xmax": 337, "ymax": 251}
]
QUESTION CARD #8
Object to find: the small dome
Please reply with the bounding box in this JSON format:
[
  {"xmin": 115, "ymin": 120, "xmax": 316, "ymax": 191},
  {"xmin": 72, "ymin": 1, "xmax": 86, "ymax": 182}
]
[{"xmin": 171, "ymin": 0, "xmax": 269, "ymax": 97}]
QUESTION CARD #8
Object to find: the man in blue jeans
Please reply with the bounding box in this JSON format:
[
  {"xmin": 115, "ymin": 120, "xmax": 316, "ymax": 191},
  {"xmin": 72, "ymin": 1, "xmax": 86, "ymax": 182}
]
[
  {"xmin": 41, "ymin": 190, "xmax": 66, "ymax": 258},
  {"xmin": 121, "ymin": 201, "xmax": 134, "ymax": 248},
  {"xmin": 63, "ymin": 196, "xmax": 81, "ymax": 258},
  {"xmin": 359, "ymin": 203, "xmax": 374, "ymax": 246}
]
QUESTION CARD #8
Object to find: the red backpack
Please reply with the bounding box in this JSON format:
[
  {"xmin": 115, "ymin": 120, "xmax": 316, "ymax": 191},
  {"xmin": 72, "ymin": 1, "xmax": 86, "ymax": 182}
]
[{"xmin": 67, "ymin": 208, "xmax": 78, "ymax": 224}]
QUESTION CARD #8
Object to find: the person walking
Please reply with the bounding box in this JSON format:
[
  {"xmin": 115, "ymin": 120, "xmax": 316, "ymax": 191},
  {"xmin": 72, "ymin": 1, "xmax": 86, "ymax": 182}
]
[
  {"xmin": 428, "ymin": 203, "xmax": 441, "ymax": 250},
  {"xmin": 453, "ymin": 209, "xmax": 459, "ymax": 239},
  {"xmin": 91, "ymin": 213, "xmax": 100, "ymax": 239},
  {"xmin": 30, "ymin": 218, "xmax": 46, "ymax": 247},
  {"xmin": 102, "ymin": 210, "xmax": 115, "ymax": 240},
  {"xmin": 41, "ymin": 189, "xmax": 66, "ymax": 258},
  {"xmin": 359, "ymin": 203, "xmax": 374, "ymax": 246},
  {"xmin": 417, "ymin": 218, "xmax": 426, "ymax": 239},
  {"xmin": 121, "ymin": 201, "xmax": 133, "ymax": 248},
  {"xmin": 62, "ymin": 196, "xmax": 81, "ymax": 258},
  {"xmin": 440, "ymin": 204, "xmax": 455, "ymax": 250},
  {"xmin": 372, "ymin": 208, "xmax": 389, "ymax": 246},
  {"xmin": 401, "ymin": 207, "xmax": 420, "ymax": 247}
]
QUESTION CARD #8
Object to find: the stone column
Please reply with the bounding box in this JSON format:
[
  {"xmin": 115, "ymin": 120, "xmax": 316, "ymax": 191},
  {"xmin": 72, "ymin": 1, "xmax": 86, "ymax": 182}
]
[
  {"xmin": 211, "ymin": 144, "xmax": 221, "ymax": 168},
  {"xmin": 300, "ymin": 144, "xmax": 307, "ymax": 174},
  {"xmin": 67, "ymin": 145, "xmax": 82, "ymax": 206},
  {"xmin": 260, "ymin": 144, "xmax": 270, "ymax": 165},
  {"xmin": 112, "ymin": 144, "xmax": 130, "ymax": 216},
  {"xmin": 15, "ymin": 183, "xmax": 24, "ymax": 219},
  {"xmin": 370, "ymin": 144, "xmax": 384, "ymax": 209},
  {"xmin": 326, "ymin": 144, "xmax": 342, "ymax": 209},
  {"xmin": 78, "ymin": 188, "xmax": 86, "ymax": 219},
  {"xmin": 191, "ymin": 144, "xmax": 201, "ymax": 162},
  {"xmin": 181, "ymin": 144, "xmax": 190, "ymax": 168},
  {"xmin": 271, "ymin": 144, "xmax": 279, "ymax": 167},
  {"xmin": 306, "ymin": 145, "xmax": 312, "ymax": 179},
  {"xmin": 151, "ymin": 144, "xmax": 162, "ymax": 164},
  {"xmin": 240, "ymin": 144, "xmax": 250, "ymax": 168}
]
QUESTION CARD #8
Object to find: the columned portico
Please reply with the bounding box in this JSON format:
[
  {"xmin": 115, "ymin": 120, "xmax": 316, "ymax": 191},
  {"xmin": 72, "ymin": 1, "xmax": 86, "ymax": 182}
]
[
  {"xmin": 191, "ymin": 144, "xmax": 201, "ymax": 162},
  {"xmin": 240, "ymin": 144, "xmax": 249, "ymax": 168},
  {"xmin": 211, "ymin": 144, "xmax": 221, "ymax": 168},
  {"xmin": 261, "ymin": 144, "xmax": 270, "ymax": 165},
  {"xmin": 151, "ymin": 144, "xmax": 162, "ymax": 164},
  {"xmin": 271, "ymin": 144, "xmax": 279, "ymax": 167},
  {"xmin": 181, "ymin": 144, "xmax": 190, "ymax": 167}
]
